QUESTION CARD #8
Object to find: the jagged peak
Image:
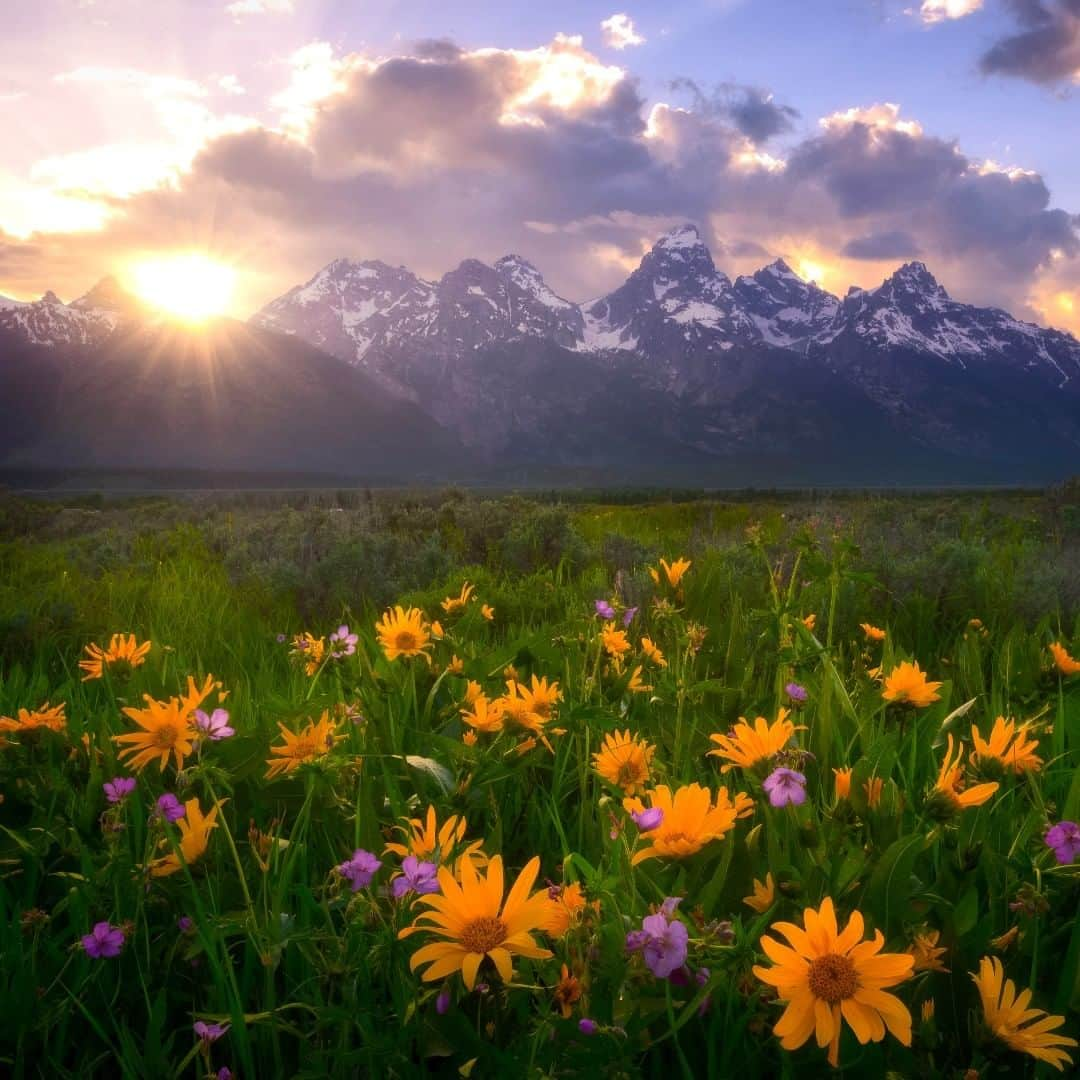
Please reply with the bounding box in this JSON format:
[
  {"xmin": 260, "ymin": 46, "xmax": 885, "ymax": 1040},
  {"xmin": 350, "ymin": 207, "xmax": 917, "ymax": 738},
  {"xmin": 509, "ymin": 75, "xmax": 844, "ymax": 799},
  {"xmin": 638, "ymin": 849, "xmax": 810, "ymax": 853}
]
[
  {"xmin": 654, "ymin": 223, "xmax": 704, "ymax": 252},
  {"xmin": 884, "ymin": 260, "xmax": 947, "ymax": 296},
  {"xmin": 762, "ymin": 257, "xmax": 798, "ymax": 279},
  {"xmin": 495, "ymin": 253, "xmax": 538, "ymax": 272},
  {"xmin": 41, "ymin": 290, "xmax": 64, "ymax": 305},
  {"xmin": 72, "ymin": 276, "xmax": 140, "ymax": 314}
]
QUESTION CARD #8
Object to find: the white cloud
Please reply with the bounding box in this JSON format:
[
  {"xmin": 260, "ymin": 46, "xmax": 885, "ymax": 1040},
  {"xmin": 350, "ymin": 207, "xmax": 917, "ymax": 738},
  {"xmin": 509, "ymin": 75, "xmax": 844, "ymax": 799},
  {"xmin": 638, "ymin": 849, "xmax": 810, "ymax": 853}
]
[
  {"xmin": 218, "ymin": 75, "xmax": 246, "ymax": 95},
  {"xmin": 917, "ymin": 0, "xmax": 983, "ymax": 25},
  {"xmin": 601, "ymin": 13, "xmax": 645, "ymax": 50},
  {"xmin": 819, "ymin": 102, "xmax": 924, "ymax": 138},
  {"xmin": 225, "ymin": 0, "xmax": 294, "ymax": 15}
]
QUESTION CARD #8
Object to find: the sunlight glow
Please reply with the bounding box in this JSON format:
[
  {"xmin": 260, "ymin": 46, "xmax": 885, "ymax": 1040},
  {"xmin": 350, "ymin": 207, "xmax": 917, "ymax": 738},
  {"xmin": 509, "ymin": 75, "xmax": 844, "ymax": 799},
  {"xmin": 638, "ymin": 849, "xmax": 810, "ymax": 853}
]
[{"xmin": 129, "ymin": 254, "xmax": 236, "ymax": 322}]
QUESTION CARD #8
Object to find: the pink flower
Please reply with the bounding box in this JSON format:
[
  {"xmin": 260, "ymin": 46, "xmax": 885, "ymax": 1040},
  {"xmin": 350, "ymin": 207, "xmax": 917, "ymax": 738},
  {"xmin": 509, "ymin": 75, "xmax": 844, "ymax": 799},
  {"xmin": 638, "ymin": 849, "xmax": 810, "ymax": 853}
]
[
  {"xmin": 1046, "ymin": 821, "xmax": 1080, "ymax": 864},
  {"xmin": 763, "ymin": 767, "xmax": 807, "ymax": 808},
  {"xmin": 631, "ymin": 807, "xmax": 664, "ymax": 832},
  {"xmin": 194, "ymin": 1020, "xmax": 230, "ymax": 1044},
  {"xmin": 195, "ymin": 708, "xmax": 234, "ymax": 741},
  {"xmin": 338, "ymin": 849, "xmax": 381, "ymax": 891},
  {"xmin": 391, "ymin": 855, "xmax": 440, "ymax": 898},
  {"xmin": 156, "ymin": 793, "xmax": 186, "ymax": 823},
  {"xmin": 329, "ymin": 624, "xmax": 358, "ymax": 658},
  {"xmin": 82, "ymin": 921, "xmax": 124, "ymax": 959},
  {"xmin": 103, "ymin": 777, "xmax": 136, "ymax": 804}
]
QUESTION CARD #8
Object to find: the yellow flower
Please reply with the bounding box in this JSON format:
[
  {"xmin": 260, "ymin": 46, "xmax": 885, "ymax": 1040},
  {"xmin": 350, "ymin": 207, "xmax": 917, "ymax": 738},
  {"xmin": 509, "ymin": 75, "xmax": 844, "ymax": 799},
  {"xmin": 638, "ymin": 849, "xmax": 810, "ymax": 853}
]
[
  {"xmin": 431, "ymin": 620, "xmax": 445, "ymax": 639},
  {"xmin": 79, "ymin": 633, "xmax": 152, "ymax": 680},
  {"xmin": 447, "ymin": 654, "xmax": 465, "ymax": 675},
  {"xmin": 719, "ymin": 785, "xmax": 756, "ymax": 819},
  {"xmin": 385, "ymin": 804, "xmax": 483, "ymax": 868},
  {"xmin": 649, "ymin": 557, "xmax": 692, "ymax": 589},
  {"xmin": 802, "ymin": 613, "xmax": 817, "ymax": 631},
  {"xmin": 990, "ymin": 926, "xmax": 1019, "ymax": 952},
  {"xmin": 707, "ymin": 709, "xmax": 802, "ymax": 773},
  {"xmin": 292, "ymin": 632, "xmax": 326, "ymax": 676},
  {"xmin": 592, "ymin": 730, "xmax": 655, "ymax": 795},
  {"xmin": 864, "ymin": 777, "xmax": 884, "ymax": 808},
  {"xmin": 860, "ymin": 623, "xmax": 886, "ymax": 641},
  {"xmin": 148, "ymin": 798, "xmax": 221, "ymax": 877},
  {"xmin": 0, "ymin": 701, "xmax": 67, "ymax": 734},
  {"xmin": 265, "ymin": 711, "xmax": 338, "ymax": 778},
  {"xmin": 1049, "ymin": 642, "xmax": 1080, "ymax": 676},
  {"xmin": 481, "ymin": 604, "xmax": 495, "ymax": 622},
  {"xmin": 641, "ymin": 637, "xmax": 667, "ymax": 667},
  {"xmin": 970, "ymin": 716, "xmax": 1042, "ymax": 774},
  {"xmin": 553, "ymin": 963, "xmax": 583, "ymax": 1018},
  {"xmin": 441, "ymin": 582, "xmax": 476, "ymax": 614},
  {"xmin": 496, "ymin": 680, "xmax": 546, "ymax": 733},
  {"xmin": 375, "ymin": 606, "xmax": 432, "ymax": 661},
  {"xmin": 882, "ymin": 661, "xmax": 942, "ymax": 708},
  {"xmin": 833, "ymin": 767, "xmax": 852, "ymax": 800},
  {"xmin": 753, "ymin": 897, "xmax": 914, "ymax": 1068},
  {"xmin": 908, "ymin": 929, "xmax": 949, "ymax": 973},
  {"xmin": 971, "ymin": 956, "xmax": 1076, "ymax": 1072},
  {"xmin": 600, "ymin": 621, "xmax": 630, "ymax": 658},
  {"xmin": 519, "ymin": 675, "xmax": 561, "ymax": 722},
  {"xmin": 463, "ymin": 679, "xmax": 484, "ymax": 705},
  {"xmin": 461, "ymin": 694, "xmax": 504, "ymax": 734},
  {"xmin": 181, "ymin": 673, "xmax": 220, "ymax": 714},
  {"xmin": 462, "ymin": 730, "xmax": 477, "ymax": 746},
  {"xmin": 399, "ymin": 854, "xmax": 554, "ymax": 990},
  {"xmin": 744, "ymin": 872, "xmax": 775, "ymax": 913},
  {"xmin": 542, "ymin": 881, "xmax": 588, "ymax": 937},
  {"xmin": 503, "ymin": 664, "xmax": 519, "ymax": 681},
  {"xmin": 932, "ymin": 735, "xmax": 999, "ymax": 811},
  {"xmin": 626, "ymin": 665, "xmax": 653, "ymax": 694},
  {"xmin": 628, "ymin": 783, "xmax": 739, "ymax": 865},
  {"xmin": 115, "ymin": 696, "xmax": 195, "ymax": 773}
]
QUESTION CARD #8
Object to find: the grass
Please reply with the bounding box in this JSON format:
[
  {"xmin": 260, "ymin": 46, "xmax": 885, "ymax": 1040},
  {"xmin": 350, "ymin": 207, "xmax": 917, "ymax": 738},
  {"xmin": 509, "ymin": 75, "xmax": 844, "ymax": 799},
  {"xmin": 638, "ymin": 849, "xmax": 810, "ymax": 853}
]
[{"xmin": 0, "ymin": 487, "xmax": 1078, "ymax": 1078}]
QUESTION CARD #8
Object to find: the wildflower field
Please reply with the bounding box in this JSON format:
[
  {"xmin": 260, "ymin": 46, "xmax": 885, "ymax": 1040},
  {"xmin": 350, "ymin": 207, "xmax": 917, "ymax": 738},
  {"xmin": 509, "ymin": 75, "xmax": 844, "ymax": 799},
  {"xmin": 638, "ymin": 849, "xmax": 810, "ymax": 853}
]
[{"xmin": 1, "ymin": 487, "xmax": 1079, "ymax": 1078}]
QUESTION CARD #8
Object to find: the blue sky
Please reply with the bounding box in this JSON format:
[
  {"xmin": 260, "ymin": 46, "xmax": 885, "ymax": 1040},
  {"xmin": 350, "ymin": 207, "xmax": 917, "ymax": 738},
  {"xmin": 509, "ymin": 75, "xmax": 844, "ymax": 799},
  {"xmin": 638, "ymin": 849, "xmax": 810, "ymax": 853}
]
[{"xmin": 1, "ymin": 0, "xmax": 1078, "ymax": 329}]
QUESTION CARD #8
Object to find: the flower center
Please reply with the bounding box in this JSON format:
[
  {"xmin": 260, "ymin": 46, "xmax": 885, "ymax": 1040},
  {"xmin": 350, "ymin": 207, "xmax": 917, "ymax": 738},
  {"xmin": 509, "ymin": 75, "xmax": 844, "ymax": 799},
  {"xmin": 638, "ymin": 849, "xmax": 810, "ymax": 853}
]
[
  {"xmin": 152, "ymin": 723, "xmax": 178, "ymax": 748},
  {"xmin": 807, "ymin": 953, "xmax": 858, "ymax": 1003},
  {"xmin": 395, "ymin": 630, "xmax": 418, "ymax": 652},
  {"xmin": 616, "ymin": 759, "xmax": 645, "ymax": 786},
  {"xmin": 291, "ymin": 736, "xmax": 319, "ymax": 760},
  {"xmin": 459, "ymin": 916, "xmax": 507, "ymax": 955}
]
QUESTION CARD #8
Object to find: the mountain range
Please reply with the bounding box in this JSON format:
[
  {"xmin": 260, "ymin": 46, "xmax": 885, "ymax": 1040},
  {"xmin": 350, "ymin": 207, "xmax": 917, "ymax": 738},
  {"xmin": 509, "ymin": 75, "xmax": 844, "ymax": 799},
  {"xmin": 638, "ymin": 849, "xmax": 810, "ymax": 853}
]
[{"xmin": 2, "ymin": 224, "xmax": 1079, "ymax": 485}]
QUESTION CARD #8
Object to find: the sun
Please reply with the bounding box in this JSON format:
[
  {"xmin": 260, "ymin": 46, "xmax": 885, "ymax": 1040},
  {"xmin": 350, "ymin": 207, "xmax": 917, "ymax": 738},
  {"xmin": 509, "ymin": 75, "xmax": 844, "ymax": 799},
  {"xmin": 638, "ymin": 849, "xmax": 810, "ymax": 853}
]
[{"xmin": 129, "ymin": 253, "xmax": 236, "ymax": 323}]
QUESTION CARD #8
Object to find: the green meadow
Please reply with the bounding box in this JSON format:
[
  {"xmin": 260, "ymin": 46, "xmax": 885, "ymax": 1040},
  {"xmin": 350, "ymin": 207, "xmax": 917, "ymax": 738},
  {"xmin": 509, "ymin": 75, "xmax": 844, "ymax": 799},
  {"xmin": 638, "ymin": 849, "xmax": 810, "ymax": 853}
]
[{"xmin": 0, "ymin": 486, "xmax": 1077, "ymax": 1078}]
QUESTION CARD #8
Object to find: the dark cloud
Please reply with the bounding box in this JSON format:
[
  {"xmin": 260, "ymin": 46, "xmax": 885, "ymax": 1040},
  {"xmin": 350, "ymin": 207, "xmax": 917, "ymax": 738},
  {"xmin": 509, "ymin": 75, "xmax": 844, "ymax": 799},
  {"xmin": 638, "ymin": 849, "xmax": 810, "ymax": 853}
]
[
  {"xmin": 980, "ymin": 0, "xmax": 1080, "ymax": 85},
  {"xmin": 670, "ymin": 78, "xmax": 799, "ymax": 142},
  {"xmin": 842, "ymin": 230, "xmax": 921, "ymax": 259}
]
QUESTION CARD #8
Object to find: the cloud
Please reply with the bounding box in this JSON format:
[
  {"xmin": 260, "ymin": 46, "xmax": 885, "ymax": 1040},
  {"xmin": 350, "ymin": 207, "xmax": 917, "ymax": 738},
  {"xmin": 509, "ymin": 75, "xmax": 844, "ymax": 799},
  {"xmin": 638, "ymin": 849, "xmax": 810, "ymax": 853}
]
[
  {"xmin": 669, "ymin": 79, "xmax": 799, "ymax": 142},
  {"xmin": 917, "ymin": 0, "xmax": 984, "ymax": 24},
  {"xmin": 980, "ymin": 0, "xmax": 1080, "ymax": 86},
  {"xmin": 2, "ymin": 37, "xmax": 1078, "ymax": 335},
  {"xmin": 601, "ymin": 13, "xmax": 646, "ymax": 50},
  {"xmin": 225, "ymin": 0, "xmax": 294, "ymax": 16},
  {"xmin": 842, "ymin": 230, "xmax": 922, "ymax": 259}
]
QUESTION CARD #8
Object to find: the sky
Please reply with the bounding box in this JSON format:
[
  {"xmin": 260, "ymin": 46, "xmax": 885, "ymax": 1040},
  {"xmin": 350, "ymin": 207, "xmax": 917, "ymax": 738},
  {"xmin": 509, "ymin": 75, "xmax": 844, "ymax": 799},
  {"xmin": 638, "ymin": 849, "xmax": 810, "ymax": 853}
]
[{"xmin": 2, "ymin": 0, "xmax": 1080, "ymax": 332}]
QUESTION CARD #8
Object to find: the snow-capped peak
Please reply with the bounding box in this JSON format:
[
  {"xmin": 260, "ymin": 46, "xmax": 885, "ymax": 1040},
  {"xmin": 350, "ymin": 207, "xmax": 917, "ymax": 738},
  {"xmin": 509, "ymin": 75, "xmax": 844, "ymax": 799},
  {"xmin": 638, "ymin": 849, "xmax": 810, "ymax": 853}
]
[
  {"xmin": 494, "ymin": 254, "xmax": 573, "ymax": 310},
  {"xmin": 760, "ymin": 258, "xmax": 801, "ymax": 282},
  {"xmin": 655, "ymin": 223, "xmax": 702, "ymax": 251},
  {"xmin": 882, "ymin": 261, "xmax": 949, "ymax": 300}
]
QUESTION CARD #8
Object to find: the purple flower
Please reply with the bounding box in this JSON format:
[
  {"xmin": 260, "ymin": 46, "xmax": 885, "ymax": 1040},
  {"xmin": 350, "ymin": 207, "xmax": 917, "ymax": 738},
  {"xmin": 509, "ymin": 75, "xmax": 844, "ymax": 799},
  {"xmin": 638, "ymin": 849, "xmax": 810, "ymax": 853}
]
[
  {"xmin": 338, "ymin": 849, "xmax": 381, "ymax": 891},
  {"xmin": 578, "ymin": 1018, "xmax": 598, "ymax": 1036},
  {"xmin": 622, "ymin": 606, "xmax": 639, "ymax": 627},
  {"xmin": 785, "ymin": 682, "xmax": 808, "ymax": 703},
  {"xmin": 659, "ymin": 896, "xmax": 682, "ymax": 918},
  {"xmin": 763, "ymin": 768, "xmax": 807, "ymax": 809},
  {"xmin": 218, "ymin": 1070, "xmax": 232, "ymax": 1080},
  {"xmin": 330, "ymin": 624, "xmax": 358, "ymax": 658},
  {"xmin": 194, "ymin": 1021, "xmax": 229, "ymax": 1044},
  {"xmin": 641, "ymin": 912, "xmax": 689, "ymax": 978},
  {"xmin": 195, "ymin": 708, "xmax": 234, "ymax": 741},
  {"xmin": 178, "ymin": 915, "xmax": 194, "ymax": 934},
  {"xmin": 82, "ymin": 921, "xmax": 124, "ymax": 959},
  {"xmin": 595, "ymin": 599, "xmax": 616, "ymax": 620},
  {"xmin": 276, "ymin": 633, "xmax": 287, "ymax": 643},
  {"xmin": 391, "ymin": 855, "xmax": 440, "ymax": 899},
  {"xmin": 156, "ymin": 793, "xmax": 186, "ymax": 823},
  {"xmin": 436, "ymin": 987, "xmax": 452, "ymax": 1015},
  {"xmin": 631, "ymin": 807, "xmax": 664, "ymax": 832},
  {"xmin": 103, "ymin": 776, "xmax": 136, "ymax": 804},
  {"xmin": 1046, "ymin": 821, "xmax": 1080, "ymax": 864},
  {"xmin": 625, "ymin": 930, "xmax": 650, "ymax": 953}
]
